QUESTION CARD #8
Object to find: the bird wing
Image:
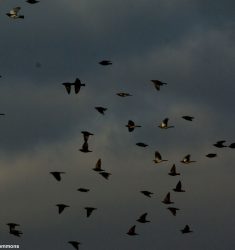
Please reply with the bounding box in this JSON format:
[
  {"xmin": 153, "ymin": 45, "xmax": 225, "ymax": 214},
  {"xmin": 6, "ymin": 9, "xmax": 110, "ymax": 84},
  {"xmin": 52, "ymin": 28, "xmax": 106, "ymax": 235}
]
[
  {"xmin": 155, "ymin": 151, "xmax": 162, "ymax": 161},
  {"xmin": 176, "ymin": 181, "xmax": 182, "ymax": 190},
  {"xmin": 128, "ymin": 120, "xmax": 135, "ymax": 126},
  {"xmin": 12, "ymin": 7, "xmax": 21, "ymax": 14}
]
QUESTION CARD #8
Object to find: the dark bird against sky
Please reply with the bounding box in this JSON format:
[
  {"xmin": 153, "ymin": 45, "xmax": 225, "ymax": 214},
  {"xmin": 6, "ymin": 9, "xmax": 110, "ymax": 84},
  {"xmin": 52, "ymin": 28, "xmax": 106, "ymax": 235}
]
[
  {"xmin": 99, "ymin": 60, "xmax": 112, "ymax": 65},
  {"xmin": 168, "ymin": 164, "xmax": 180, "ymax": 176},
  {"xmin": 162, "ymin": 192, "xmax": 174, "ymax": 204},
  {"xmin": 50, "ymin": 171, "xmax": 65, "ymax": 182},
  {"xmin": 56, "ymin": 204, "xmax": 70, "ymax": 214},
  {"xmin": 126, "ymin": 120, "xmax": 141, "ymax": 132},
  {"xmin": 127, "ymin": 225, "xmax": 138, "ymax": 236},
  {"xmin": 181, "ymin": 154, "xmax": 196, "ymax": 164},
  {"xmin": 84, "ymin": 207, "xmax": 97, "ymax": 218},
  {"xmin": 151, "ymin": 80, "xmax": 167, "ymax": 91},
  {"xmin": 137, "ymin": 213, "xmax": 150, "ymax": 223},
  {"xmin": 68, "ymin": 241, "xmax": 81, "ymax": 250},
  {"xmin": 158, "ymin": 118, "xmax": 174, "ymax": 129}
]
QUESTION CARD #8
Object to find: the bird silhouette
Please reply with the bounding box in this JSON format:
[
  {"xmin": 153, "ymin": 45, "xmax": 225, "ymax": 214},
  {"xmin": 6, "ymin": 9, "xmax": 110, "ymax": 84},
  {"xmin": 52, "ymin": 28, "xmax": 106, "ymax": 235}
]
[
  {"xmin": 74, "ymin": 78, "xmax": 85, "ymax": 94},
  {"xmin": 151, "ymin": 80, "xmax": 167, "ymax": 91},
  {"xmin": 158, "ymin": 118, "xmax": 174, "ymax": 129},
  {"xmin": 68, "ymin": 241, "xmax": 81, "ymax": 250},
  {"xmin": 173, "ymin": 181, "xmax": 185, "ymax": 192},
  {"xmin": 181, "ymin": 154, "xmax": 196, "ymax": 164},
  {"xmin": 77, "ymin": 188, "xmax": 90, "ymax": 192},
  {"xmin": 84, "ymin": 207, "xmax": 97, "ymax": 217},
  {"xmin": 99, "ymin": 171, "xmax": 111, "ymax": 180},
  {"xmin": 229, "ymin": 143, "xmax": 235, "ymax": 148},
  {"xmin": 56, "ymin": 204, "xmax": 69, "ymax": 214},
  {"xmin": 137, "ymin": 213, "xmax": 150, "ymax": 223},
  {"xmin": 162, "ymin": 192, "xmax": 174, "ymax": 204},
  {"xmin": 140, "ymin": 190, "xmax": 153, "ymax": 198},
  {"xmin": 81, "ymin": 131, "xmax": 94, "ymax": 143},
  {"xmin": 95, "ymin": 106, "xmax": 107, "ymax": 115},
  {"xmin": 182, "ymin": 116, "xmax": 194, "ymax": 121},
  {"xmin": 181, "ymin": 225, "xmax": 193, "ymax": 234},
  {"xmin": 79, "ymin": 141, "xmax": 92, "ymax": 153},
  {"xmin": 168, "ymin": 164, "xmax": 180, "ymax": 176},
  {"xmin": 206, "ymin": 153, "xmax": 217, "ymax": 158},
  {"xmin": 9, "ymin": 229, "xmax": 23, "ymax": 237},
  {"xmin": 136, "ymin": 142, "xmax": 148, "ymax": 147},
  {"xmin": 50, "ymin": 172, "xmax": 65, "ymax": 181},
  {"xmin": 167, "ymin": 207, "xmax": 180, "ymax": 216},
  {"xmin": 26, "ymin": 0, "xmax": 39, "ymax": 3},
  {"xmin": 153, "ymin": 151, "xmax": 168, "ymax": 164},
  {"xmin": 7, "ymin": 223, "xmax": 20, "ymax": 231},
  {"xmin": 62, "ymin": 82, "xmax": 73, "ymax": 94},
  {"xmin": 99, "ymin": 60, "xmax": 112, "ymax": 65},
  {"xmin": 62, "ymin": 78, "xmax": 85, "ymax": 94},
  {"xmin": 116, "ymin": 92, "xmax": 132, "ymax": 97},
  {"xmin": 127, "ymin": 225, "xmax": 138, "ymax": 236},
  {"xmin": 126, "ymin": 120, "xmax": 141, "ymax": 132},
  {"xmin": 6, "ymin": 7, "xmax": 24, "ymax": 19},
  {"xmin": 93, "ymin": 159, "xmax": 104, "ymax": 172},
  {"xmin": 213, "ymin": 140, "xmax": 227, "ymax": 148}
]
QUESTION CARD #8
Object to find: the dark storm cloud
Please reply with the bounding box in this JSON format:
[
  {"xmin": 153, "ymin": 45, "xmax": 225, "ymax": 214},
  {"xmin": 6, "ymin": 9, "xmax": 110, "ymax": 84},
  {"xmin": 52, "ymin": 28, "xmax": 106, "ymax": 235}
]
[{"xmin": 0, "ymin": 0, "xmax": 235, "ymax": 249}]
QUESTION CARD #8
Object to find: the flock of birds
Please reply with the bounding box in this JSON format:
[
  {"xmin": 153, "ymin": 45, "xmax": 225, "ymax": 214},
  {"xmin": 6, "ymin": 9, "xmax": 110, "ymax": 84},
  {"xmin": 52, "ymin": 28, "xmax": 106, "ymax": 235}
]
[{"xmin": 3, "ymin": 2, "xmax": 235, "ymax": 250}]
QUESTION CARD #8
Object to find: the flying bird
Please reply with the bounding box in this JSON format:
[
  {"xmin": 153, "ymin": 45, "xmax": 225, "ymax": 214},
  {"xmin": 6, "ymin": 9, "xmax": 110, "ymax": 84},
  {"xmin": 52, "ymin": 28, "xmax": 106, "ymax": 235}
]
[
  {"xmin": 56, "ymin": 204, "xmax": 70, "ymax": 214},
  {"xmin": 168, "ymin": 164, "xmax": 180, "ymax": 176},
  {"xmin": 181, "ymin": 225, "xmax": 193, "ymax": 234},
  {"xmin": 81, "ymin": 131, "xmax": 94, "ymax": 142},
  {"xmin": 153, "ymin": 151, "xmax": 168, "ymax": 164},
  {"xmin": 206, "ymin": 153, "xmax": 217, "ymax": 158},
  {"xmin": 137, "ymin": 213, "xmax": 150, "ymax": 223},
  {"xmin": 79, "ymin": 141, "xmax": 92, "ymax": 153},
  {"xmin": 9, "ymin": 229, "xmax": 23, "ymax": 237},
  {"xmin": 116, "ymin": 92, "xmax": 132, "ymax": 97},
  {"xmin": 229, "ymin": 143, "xmax": 235, "ymax": 148},
  {"xmin": 213, "ymin": 140, "xmax": 227, "ymax": 148},
  {"xmin": 62, "ymin": 78, "xmax": 85, "ymax": 94},
  {"xmin": 99, "ymin": 171, "xmax": 111, "ymax": 180},
  {"xmin": 77, "ymin": 188, "xmax": 90, "ymax": 192},
  {"xmin": 6, "ymin": 7, "xmax": 24, "ymax": 19},
  {"xmin": 62, "ymin": 82, "xmax": 73, "ymax": 94},
  {"xmin": 140, "ymin": 191, "xmax": 153, "ymax": 198},
  {"xmin": 151, "ymin": 80, "xmax": 167, "ymax": 91},
  {"xmin": 74, "ymin": 78, "xmax": 85, "ymax": 94},
  {"xmin": 126, "ymin": 120, "xmax": 141, "ymax": 132},
  {"xmin": 181, "ymin": 154, "xmax": 196, "ymax": 164},
  {"xmin": 50, "ymin": 172, "xmax": 65, "ymax": 181},
  {"xmin": 167, "ymin": 207, "xmax": 180, "ymax": 216},
  {"xmin": 99, "ymin": 60, "xmax": 112, "ymax": 65},
  {"xmin": 68, "ymin": 241, "xmax": 81, "ymax": 250},
  {"xmin": 136, "ymin": 142, "xmax": 148, "ymax": 147},
  {"xmin": 93, "ymin": 158, "xmax": 104, "ymax": 172},
  {"xmin": 127, "ymin": 225, "xmax": 138, "ymax": 236},
  {"xmin": 173, "ymin": 181, "xmax": 185, "ymax": 192},
  {"xmin": 95, "ymin": 106, "xmax": 107, "ymax": 115},
  {"xmin": 7, "ymin": 223, "xmax": 20, "ymax": 231},
  {"xmin": 84, "ymin": 207, "xmax": 97, "ymax": 217},
  {"xmin": 158, "ymin": 118, "xmax": 174, "ymax": 129},
  {"xmin": 182, "ymin": 116, "xmax": 194, "ymax": 121},
  {"xmin": 26, "ymin": 0, "xmax": 40, "ymax": 3},
  {"xmin": 162, "ymin": 192, "xmax": 174, "ymax": 204}
]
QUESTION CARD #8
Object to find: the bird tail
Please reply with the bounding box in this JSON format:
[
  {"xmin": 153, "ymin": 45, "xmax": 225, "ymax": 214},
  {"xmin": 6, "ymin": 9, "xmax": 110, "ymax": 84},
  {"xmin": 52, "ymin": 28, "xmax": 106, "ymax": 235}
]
[{"xmin": 19, "ymin": 15, "xmax": 24, "ymax": 19}]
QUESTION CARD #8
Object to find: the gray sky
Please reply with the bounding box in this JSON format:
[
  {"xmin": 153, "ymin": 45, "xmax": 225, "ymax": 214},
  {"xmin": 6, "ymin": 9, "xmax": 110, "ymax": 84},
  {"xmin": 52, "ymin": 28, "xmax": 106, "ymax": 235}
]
[{"xmin": 0, "ymin": 0, "xmax": 235, "ymax": 249}]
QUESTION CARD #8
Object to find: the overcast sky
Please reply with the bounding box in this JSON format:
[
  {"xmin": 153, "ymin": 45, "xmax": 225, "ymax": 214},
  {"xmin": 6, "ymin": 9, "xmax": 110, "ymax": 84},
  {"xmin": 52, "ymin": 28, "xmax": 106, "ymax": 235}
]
[{"xmin": 0, "ymin": 0, "xmax": 235, "ymax": 249}]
